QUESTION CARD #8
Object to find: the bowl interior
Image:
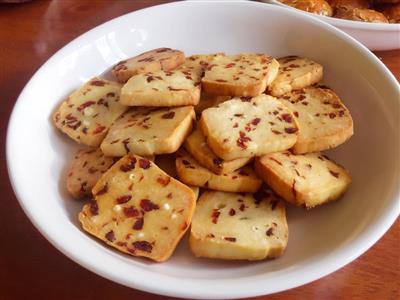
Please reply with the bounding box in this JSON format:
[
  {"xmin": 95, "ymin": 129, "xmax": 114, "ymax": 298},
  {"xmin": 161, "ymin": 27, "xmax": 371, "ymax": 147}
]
[{"xmin": 7, "ymin": 2, "xmax": 399, "ymax": 299}]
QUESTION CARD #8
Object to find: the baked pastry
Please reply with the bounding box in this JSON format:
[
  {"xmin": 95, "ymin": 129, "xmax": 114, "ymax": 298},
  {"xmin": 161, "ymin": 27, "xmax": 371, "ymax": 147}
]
[
  {"xmin": 269, "ymin": 56, "xmax": 323, "ymax": 97},
  {"xmin": 53, "ymin": 77, "xmax": 127, "ymax": 147},
  {"xmin": 189, "ymin": 190, "xmax": 288, "ymax": 260},
  {"xmin": 200, "ymin": 95, "xmax": 298, "ymax": 160},
  {"xmin": 112, "ymin": 48, "xmax": 185, "ymax": 83},
  {"xmin": 278, "ymin": 86, "xmax": 353, "ymax": 154},
  {"xmin": 101, "ymin": 106, "xmax": 195, "ymax": 156},
  {"xmin": 79, "ymin": 154, "xmax": 196, "ymax": 262},
  {"xmin": 202, "ymin": 53, "xmax": 279, "ymax": 97},
  {"xmin": 120, "ymin": 69, "xmax": 201, "ymax": 107},
  {"xmin": 255, "ymin": 151, "xmax": 351, "ymax": 208},
  {"xmin": 335, "ymin": 7, "xmax": 389, "ymax": 22},
  {"xmin": 281, "ymin": 0, "xmax": 333, "ymax": 16}
]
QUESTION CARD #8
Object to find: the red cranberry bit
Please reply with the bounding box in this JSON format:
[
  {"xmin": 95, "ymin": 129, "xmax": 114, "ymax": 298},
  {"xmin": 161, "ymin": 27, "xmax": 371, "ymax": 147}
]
[
  {"xmin": 91, "ymin": 80, "xmax": 106, "ymax": 86},
  {"xmin": 157, "ymin": 176, "xmax": 171, "ymax": 186},
  {"xmin": 123, "ymin": 206, "xmax": 139, "ymax": 217},
  {"xmin": 156, "ymin": 48, "xmax": 170, "ymax": 53},
  {"xmin": 284, "ymin": 127, "xmax": 298, "ymax": 134},
  {"xmin": 168, "ymin": 86, "xmax": 185, "ymax": 91},
  {"xmin": 88, "ymin": 167, "xmax": 98, "ymax": 174},
  {"xmin": 140, "ymin": 199, "xmax": 159, "ymax": 212},
  {"xmin": 146, "ymin": 75, "xmax": 155, "ymax": 83},
  {"xmin": 133, "ymin": 218, "xmax": 144, "ymax": 230},
  {"xmin": 266, "ymin": 227, "xmax": 274, "ymax": 236},
  {"xmin": 105, "ymin": 230, "xmax": 115, "ymax": 242},
  {"xmin": 93, "ymin": 125, "xmax": 106, "ymax": 134},
  {"xmin": 239, "ymin": 203, "xmax": 246, "ymax": 211},
  {"xmin": 224, "ymin": 237, "xmax": 236, "ymax": 242},
  {"xmin": 132, "ymin": 241, "xmax": 153, "ymax": 253},
  {"xmin": 211, "ymin": 210, "xmax": 220, "ymax": 224},
  {"xmin": 281, "ymin": 114, "xmax": 293, "ymax": 123},
  {"xmin": 96, "ymin": 183, "xmax": 108, "ymax": 196},
  {"xmin": 329, "ymin": 170, "xmax": 340, "ymax": 178},
  {"xmin": 251, "ymin": 118, "xmax": 261, "ymax": 125},
  {"xmin": 182, "ymin": 159, "xmax": 191, "ymax": 166},
  {"xmin": 229, "ymin": 208, "xmax": 236, "ymax": 216},
  {"xmin": 139, "ymin": 158, "xmax": 151, "ymax": 169},
  {"xmin": 120, "ymin": 156, "xmax": 137, "ymax": 172},
  {"xmin": 329, "ymin": 112, "xmax": 336, "ymax": 119},
  {"xmin": 77, "ymin": 101, "xmax": 95, "ymax": 112},
  {"xmin": 161, "ymin": 111, "xmax": 175, "ymax": 119},
  {"xmin": 138, "ymin": 57, "xmax": 154, "ymax": 62},
  {"xmin": 116, "ymin": 195, "xmax": 132, "ymax": 204},
  {"xmin": 89, "ymin": 200, "xmax": 99, "ymax": 215}
]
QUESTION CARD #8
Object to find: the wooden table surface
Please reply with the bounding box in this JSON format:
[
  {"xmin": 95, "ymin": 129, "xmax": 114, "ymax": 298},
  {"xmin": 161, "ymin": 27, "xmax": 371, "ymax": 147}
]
[{"xmin": 0, "ymin": 0, "xmax": 399, "ymax": 299}]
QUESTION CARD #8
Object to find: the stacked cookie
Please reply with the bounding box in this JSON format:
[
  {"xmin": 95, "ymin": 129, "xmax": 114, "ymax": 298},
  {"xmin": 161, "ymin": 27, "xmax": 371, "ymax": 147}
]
[{"xmin": 53, "ymin": 48, "xmax": 353, "ymax": 263}]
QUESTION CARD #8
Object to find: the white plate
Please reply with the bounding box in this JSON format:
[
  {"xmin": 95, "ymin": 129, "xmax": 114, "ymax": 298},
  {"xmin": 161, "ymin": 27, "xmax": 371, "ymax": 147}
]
[
  {"xmin": 262, "ymin": 0, "xmax": 400, "ymax": 51},
  {"xmin": 6, "ymin": 1, "xmax": 400, "ymax": 299}
]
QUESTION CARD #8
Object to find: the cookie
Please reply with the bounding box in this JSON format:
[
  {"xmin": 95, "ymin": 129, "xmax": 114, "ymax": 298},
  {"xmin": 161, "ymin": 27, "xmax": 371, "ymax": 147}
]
[
  {"xmin": 66, "ymin": 148, "xmax": 117, "ymax": 199},
  {"xmin": 335, "ymin": 7, "xmax": 389, "ymax": 22},
  {"xmin": 199, "ymin": 95, "xmax": 299, "ymax": 160},
  {"xmin": 189, "ymin": 190, "xmax": 288, "ymax": 260},
  {"xmin": 194, "ymin": 92, "xmax": 232, "ymax": 115},
  {"xmin": 281, "ymin": 0, "xmax": 333, "ymax": 16},
  {"xmin": 269, "ymin": 56, "xmax": 323, "ymax": 97},
  {"xmin": 255, "ymin": 151, "xmax": 351, "ymax": 209},
  {"xmin": 278, "ymin": 86, "xmax": 353, "ymax": 154},
  {"xmin": 176, "ymin": 151, "xmax": 262, "ymax": 193},
  {"xmin": 79, "ymin": 154, "xmax": 196, "ymax": 262},
  {"xmin": 53, "ymin": 77, "xmax": 127, "ymax": 147},
  {"xmin": 202, "ymin": 54, "xmax": 280, "ymax": 97},
  {"xmin": 184, "ymin": 127, "xmax": 252, "ymax": 175},
  {"xmin": 112, "ymin": 48, "xmax": 185, "ymax": 83},
  {"xmin": 120, "ymin": 69, "xmax": 201, "ymax": 107},
  {"xmin": 101, "ymin": 106, "xmax": 195, "ymax": 156}
]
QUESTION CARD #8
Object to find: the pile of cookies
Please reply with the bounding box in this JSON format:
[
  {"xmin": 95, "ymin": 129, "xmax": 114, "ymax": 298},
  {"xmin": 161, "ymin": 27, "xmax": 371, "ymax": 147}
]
[
  {"xmin": 53, "ymin": 48, "xmax": 353, "ymax": 262},
  {"xmin": 280, "ymin": 0, "xmax": 400, "ymax": 23}
]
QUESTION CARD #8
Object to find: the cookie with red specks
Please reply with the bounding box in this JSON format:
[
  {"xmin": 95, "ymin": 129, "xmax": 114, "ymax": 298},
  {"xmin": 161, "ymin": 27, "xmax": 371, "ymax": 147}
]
[
  {"xmin": 120, "ymin": 69, "xmax": 201, "ymax": 107},
  {"xmin": 202, "ymin": 53, "xmax": 279, "ymax": 97},
  {"xmin": 53, "ymin": 77, "xmax": 127, "ymax": 147},
  {"xmin": 278, "ymin": 86, "xmax": 353, "ymax": 154},
  {"xmin": 269, "ymin": 56, "xmax": 323, "ymax": 96},
  {"xmin": 199, "ymin": 95, "xmax": 299, "ymax": 160},
  {"xmin": 66, "ymin": 148, "xmax": 117, "ymax": 199},
  {"xmin": 176, "ymin": 150, "xmax": 261, "ymax": 193},
  {"xmin": 79, "ymin": 154, "xmax": 196, "ymax": 262},
  {"xmin": 255, "ymin": 151, "xmax": 351, "ymax": 209},
  {"xmin": 112, "ymin": 48, "xmax": 185, "ymax": 83},
  {"xmin": 184, "ymin": 127, "xmax": 252, "ymax": 175},
  {"xmin": 189, "ymin": 190, "xmax": 288, "ymax": 260},
  {"xmin": 101, "ymin": 106, "xmax": 195, "ymax": 156}
]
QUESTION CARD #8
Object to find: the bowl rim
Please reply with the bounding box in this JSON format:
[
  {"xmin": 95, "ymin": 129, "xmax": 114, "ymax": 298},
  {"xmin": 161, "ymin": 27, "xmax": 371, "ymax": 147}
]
[
  {"xmin": 264, "ymin": 0, "xmax": 400, "ymax": 30},
  {"xmin": 6, "ymin": 1, "xmax": 400, "ymax": 299}
]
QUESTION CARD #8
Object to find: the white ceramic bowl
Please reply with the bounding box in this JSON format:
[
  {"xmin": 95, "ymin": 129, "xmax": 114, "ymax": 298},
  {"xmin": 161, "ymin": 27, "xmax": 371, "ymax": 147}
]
[
  {"xmin": 6, "ymin": 1, "xmax": 400, "ymax": 299},
  {"xmin": 263, "ymin": 0, "xmax": 400, "ymax": 51}
]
